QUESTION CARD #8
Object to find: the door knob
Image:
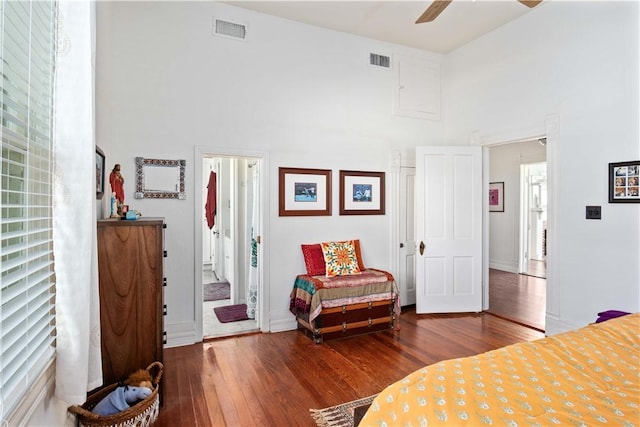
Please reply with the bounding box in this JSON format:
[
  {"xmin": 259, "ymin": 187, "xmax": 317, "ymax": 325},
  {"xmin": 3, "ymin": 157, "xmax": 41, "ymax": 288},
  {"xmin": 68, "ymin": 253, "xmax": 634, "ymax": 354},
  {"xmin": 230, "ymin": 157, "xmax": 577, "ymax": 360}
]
[
  {"xmin": 419, "ymin": 241, "xmax": 425, "ymax": 255},
  {"xmin": 399, "ymin": 243, "xmax": 404, "ymax": 248}
]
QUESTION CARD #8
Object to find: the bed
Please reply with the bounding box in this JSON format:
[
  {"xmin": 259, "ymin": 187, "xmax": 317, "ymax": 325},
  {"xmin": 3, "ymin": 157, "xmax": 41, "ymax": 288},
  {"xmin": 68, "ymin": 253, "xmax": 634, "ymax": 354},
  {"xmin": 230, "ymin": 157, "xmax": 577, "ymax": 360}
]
[
  {"xmin": 360, "ymin": 312, "xmax": 640, "ymax": 426},
  {"xmin": 289, "ymin": 240, "xmax": 400, "ymax": 343}
]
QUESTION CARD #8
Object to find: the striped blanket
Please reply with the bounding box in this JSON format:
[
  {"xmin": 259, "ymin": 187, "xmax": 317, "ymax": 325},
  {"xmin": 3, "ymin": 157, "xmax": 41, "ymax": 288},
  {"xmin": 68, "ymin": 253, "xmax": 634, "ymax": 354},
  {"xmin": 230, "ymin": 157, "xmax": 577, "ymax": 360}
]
[{"xmin": 289, "ymin": 268, "xmax": 400, "ymax": 325}]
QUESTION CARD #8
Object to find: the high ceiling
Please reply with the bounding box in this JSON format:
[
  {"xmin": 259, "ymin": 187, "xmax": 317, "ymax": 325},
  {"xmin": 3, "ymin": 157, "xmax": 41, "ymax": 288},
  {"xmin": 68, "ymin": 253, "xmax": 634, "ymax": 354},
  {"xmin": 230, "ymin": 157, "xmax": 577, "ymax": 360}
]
[{"xmin": 225, "ymin": 1, "xmax": 541, "ymax": 53}]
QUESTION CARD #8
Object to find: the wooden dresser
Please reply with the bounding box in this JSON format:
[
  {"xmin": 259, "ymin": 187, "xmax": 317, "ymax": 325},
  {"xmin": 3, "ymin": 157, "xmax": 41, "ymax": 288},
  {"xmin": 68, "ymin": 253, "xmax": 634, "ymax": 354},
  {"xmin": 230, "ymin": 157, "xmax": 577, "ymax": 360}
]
[{"xmin": 97, "ymin": 218, "xmax": 165, "ymax": 390}]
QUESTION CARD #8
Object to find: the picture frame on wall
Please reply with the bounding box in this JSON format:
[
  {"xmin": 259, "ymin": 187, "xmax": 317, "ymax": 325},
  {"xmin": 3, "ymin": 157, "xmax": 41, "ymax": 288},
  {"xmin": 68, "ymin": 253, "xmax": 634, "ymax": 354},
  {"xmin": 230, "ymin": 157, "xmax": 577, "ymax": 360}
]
[
  {"xmin": 96, "ymin": 146, "xmax": 105, "ymax": 200},
  {"xmin": 278, "ymin": 167, "xmax": 332, "ymax": 216},
  {"xmin": 134, "ymin": 157, "xmax": 187, "ymax": 200},
  {"xmin": 339, "ymin": 170, "xmax": 385, "ymax": 215},
  {"xmin": 489, "ymin": 182, "xmax": 504, "ymax": 212},
  {"xmin": 609, "ymin": 160, "xmax": 640, "ymax": 203}
]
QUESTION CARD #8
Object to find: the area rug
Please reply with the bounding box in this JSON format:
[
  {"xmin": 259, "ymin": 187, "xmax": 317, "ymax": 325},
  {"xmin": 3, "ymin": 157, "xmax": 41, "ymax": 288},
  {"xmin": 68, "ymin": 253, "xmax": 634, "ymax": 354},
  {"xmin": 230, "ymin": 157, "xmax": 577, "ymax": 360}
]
[
  {"xmin": 203, "ymin": 281, "xmax": 230, "ymax": 302},
  {"xmin": 214, "ymin": 303, "xmax": 249, "ymax": 323},
  {"xmin": 310, "ymin": 394, "xmax": 377, "ymax": 427}
]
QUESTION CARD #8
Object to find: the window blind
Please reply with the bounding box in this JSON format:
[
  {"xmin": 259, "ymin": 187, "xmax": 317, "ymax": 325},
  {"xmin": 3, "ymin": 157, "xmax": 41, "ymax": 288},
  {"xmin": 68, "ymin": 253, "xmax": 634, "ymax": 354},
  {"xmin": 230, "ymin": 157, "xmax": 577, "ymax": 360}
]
[{"xmin": 1, "ymin": 0, "xmax": 57, "ymax": 418}]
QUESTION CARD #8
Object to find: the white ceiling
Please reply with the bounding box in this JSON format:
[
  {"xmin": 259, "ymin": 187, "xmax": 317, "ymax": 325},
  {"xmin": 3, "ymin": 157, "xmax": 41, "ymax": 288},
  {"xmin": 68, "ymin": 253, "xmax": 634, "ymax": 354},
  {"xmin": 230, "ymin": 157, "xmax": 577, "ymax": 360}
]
[{"xmin": 225, "ymin": 1, "xmax": 540, "ymax": 53}]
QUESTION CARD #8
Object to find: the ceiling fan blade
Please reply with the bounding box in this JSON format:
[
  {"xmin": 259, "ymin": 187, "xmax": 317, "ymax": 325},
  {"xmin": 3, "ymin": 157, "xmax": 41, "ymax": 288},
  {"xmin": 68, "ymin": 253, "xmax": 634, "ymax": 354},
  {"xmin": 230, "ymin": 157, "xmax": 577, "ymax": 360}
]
[
  {"xmin": 518, "ymin": 0, "xmax": 543, "ymax": 8},
  {"xmin": 416, "ymin": 0, "xmax": 453, "ymax": 24}
]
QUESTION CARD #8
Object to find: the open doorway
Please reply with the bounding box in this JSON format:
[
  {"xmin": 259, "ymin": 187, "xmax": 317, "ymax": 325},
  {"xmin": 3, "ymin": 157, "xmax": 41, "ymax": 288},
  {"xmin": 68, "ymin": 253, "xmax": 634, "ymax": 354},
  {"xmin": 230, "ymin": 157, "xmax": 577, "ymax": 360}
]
[
  {"xmin": 201, "ymin": 155, "xmax": 260, "ymax": 339},
  {"xmin": 486, "ymin": 139, "xmax": 547, "ymax": 332},
  {"xmin": 520, "ymin": 162, "xmax": 547, "ymax": 279}
]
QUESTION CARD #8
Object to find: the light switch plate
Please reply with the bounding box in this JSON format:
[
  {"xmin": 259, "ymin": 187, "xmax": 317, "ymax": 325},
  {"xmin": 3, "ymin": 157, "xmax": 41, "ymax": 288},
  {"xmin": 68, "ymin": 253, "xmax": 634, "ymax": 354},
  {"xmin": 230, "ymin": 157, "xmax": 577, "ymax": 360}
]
[{"xmin": 586, "ymin": 206, "xmax": 601, "ymax": 220}]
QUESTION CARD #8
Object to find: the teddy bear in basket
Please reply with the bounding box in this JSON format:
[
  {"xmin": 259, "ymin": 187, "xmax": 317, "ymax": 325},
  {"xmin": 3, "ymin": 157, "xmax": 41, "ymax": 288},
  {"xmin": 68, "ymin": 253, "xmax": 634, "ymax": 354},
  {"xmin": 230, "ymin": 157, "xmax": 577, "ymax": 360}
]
[{"xmin": 92, "ymin": 368, "xmax": 154, "ymax": 416}]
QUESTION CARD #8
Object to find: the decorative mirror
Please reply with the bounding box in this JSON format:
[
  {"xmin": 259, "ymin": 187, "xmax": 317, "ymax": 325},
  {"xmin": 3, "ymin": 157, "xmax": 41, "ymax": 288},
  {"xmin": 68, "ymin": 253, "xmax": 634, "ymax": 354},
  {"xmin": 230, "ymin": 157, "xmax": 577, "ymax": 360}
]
[{"xmin": 134, "ymin": 157, "xmax": 186, "ymax": 199}]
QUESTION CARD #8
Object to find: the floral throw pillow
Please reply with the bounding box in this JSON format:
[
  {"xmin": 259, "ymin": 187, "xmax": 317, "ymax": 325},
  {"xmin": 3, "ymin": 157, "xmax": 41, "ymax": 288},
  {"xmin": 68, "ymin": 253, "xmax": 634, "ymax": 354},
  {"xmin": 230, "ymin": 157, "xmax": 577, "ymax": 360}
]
[{"xmin": 321, "ymin": 240, "xmax": 361, "ymax": 277}]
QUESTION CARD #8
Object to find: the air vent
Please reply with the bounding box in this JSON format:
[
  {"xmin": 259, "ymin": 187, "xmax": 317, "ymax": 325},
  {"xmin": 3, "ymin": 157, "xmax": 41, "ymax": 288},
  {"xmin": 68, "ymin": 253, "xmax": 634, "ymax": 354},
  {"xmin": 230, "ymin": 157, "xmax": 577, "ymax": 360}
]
[
  {"xmin": 370, "ymin": 53, "xmax": 390, "ymax": 68},
  {"xmin": 214, "ymin": 18, "xmax": 247, "ymax": 40}
]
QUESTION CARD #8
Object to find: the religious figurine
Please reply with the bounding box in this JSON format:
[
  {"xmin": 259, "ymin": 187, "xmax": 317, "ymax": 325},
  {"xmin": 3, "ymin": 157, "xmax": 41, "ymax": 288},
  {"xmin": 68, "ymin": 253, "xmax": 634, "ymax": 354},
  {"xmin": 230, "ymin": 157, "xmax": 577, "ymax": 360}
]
[{"xmin": 109, "ymin": 163, "xmax": 125, "ymax": 216}]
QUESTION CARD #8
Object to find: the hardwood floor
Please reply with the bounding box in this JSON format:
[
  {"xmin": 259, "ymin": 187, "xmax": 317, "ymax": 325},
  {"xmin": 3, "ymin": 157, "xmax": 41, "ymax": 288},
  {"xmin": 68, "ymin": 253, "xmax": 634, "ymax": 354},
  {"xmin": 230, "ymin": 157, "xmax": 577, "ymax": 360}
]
[
  {"xmin": 155, "ymin": 311, "xmax": 543, "ymax": 426},
  {"xmin": 486, "ymin": 268, "xmax": 546, "ymax": 332}
]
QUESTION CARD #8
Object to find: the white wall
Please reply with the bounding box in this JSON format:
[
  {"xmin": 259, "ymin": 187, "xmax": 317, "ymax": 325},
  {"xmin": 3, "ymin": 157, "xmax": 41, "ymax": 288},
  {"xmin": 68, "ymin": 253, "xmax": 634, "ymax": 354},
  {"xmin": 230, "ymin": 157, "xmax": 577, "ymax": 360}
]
[
  {"xmin": 95, "ymin": 1, "xmax": 445, "ymax": 344},
  {"xmin": 95, "ymin": 0, "xmax": 639, "ymax": 343},
  {"xmin": 446, "ymin": 1, "xmax": 640, "ymax": 332},
  {"xmin": 32, "ymin": 1, "xmax": 633, "ymax": 425},
  {"xmin": 489, "ymin": 140, "xmax": 546, "ymax": 272}
]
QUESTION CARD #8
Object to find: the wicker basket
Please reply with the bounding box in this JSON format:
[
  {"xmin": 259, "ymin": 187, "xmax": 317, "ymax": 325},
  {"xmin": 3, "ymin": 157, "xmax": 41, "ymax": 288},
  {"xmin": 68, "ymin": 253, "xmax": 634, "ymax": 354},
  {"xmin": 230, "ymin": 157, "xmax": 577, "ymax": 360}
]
[{"xmin": 68, "ymin": 361, "xmax": 163, "ymax": 427}]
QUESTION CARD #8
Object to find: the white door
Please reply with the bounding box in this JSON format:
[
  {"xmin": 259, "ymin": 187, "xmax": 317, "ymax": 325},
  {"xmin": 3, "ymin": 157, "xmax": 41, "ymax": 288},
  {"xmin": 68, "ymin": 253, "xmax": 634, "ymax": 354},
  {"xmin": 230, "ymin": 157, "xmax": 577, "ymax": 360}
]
[
  {"xmin": 415, "ymin": 146, "xmax": 483, "ymax": 313},
  {"xmin": 399, "ymin": 167, "xmax": 416, "ymax": 306}
]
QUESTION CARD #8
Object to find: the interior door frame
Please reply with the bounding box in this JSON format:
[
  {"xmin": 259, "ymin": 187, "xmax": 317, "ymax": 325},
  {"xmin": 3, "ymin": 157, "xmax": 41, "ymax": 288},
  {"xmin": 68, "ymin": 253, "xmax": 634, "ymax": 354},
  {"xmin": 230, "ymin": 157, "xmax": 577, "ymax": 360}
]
[
  {"xmin": 477, "ymin": 114, "xmax": 558, "ymax": 317},
  {"xmin": 519, "ymin": 160, "xmax": 547, "ymax": 275},
  {"xmin": 519, "ymin": 164, "xmax": 532, "ymax": 274},
  {"xmin": 193, "ymin": 146, "xmax": 269, "ymax": 341},
  {"xmin": 399, "ymin": 165, "xmax": 417, "ymax": 306},
  {"xmin": 390, "ymin": 150, "xmax": 418, "ymax": 308}
]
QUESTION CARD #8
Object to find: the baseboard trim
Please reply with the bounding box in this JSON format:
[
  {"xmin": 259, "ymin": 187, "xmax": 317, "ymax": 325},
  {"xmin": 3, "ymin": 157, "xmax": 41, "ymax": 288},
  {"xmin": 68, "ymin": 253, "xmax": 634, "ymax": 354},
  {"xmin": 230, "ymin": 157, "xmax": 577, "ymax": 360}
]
[
  {"xmin": 489, "ymin": 261, "xmax": 518, "ymax": 273},
  {"xmin": 269, "ymin": 317, "xmax": 297, "ymax": 333},
  {"xmin": 544, "ymin": 315, "xmax": 581, "ymax": 336},
  {"xmin": 165, "ymin": 321, "xmax": 197, "ymax": 348}
]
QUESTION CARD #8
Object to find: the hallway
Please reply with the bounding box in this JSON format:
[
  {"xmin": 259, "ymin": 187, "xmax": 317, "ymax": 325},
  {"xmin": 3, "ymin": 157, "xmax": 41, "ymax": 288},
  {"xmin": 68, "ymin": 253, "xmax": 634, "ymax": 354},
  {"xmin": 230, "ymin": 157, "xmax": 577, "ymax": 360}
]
[
  {"xmin": 486, "ymin": 268, "xmax": 546, "ymax": 332},
  {"xmin": 203, "ymin": 268, "xmax": 258, "ymax": 339}
]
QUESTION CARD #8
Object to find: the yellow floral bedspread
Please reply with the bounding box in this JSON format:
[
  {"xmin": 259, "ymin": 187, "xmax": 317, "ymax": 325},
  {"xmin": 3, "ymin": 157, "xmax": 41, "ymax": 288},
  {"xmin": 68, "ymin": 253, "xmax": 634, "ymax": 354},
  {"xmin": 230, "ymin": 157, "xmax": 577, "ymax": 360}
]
[{"xmin": 361, "ymin": 313, "xmax": 640, "ymax": 426}]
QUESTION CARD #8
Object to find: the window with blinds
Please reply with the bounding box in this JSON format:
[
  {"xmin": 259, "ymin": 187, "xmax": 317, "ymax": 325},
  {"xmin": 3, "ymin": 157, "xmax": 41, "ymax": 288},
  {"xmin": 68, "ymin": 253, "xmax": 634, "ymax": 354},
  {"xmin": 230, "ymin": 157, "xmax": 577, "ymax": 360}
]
[{"xmin": 1, "ymin": 0, "xmax": 57, "ymax": 418}]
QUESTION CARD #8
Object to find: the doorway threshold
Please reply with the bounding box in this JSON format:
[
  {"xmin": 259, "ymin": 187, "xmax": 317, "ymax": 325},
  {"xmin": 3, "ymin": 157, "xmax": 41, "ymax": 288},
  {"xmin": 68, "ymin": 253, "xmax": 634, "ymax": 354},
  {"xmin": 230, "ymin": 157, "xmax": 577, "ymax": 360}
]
[
  {"xmin": 520, "ymin": 272, "xmax": 546, "ymax": 280},
  {"xmin": 204, "ymin": 329, "xmax": 261, "ymax": 341},
  {"xmin": 484, "ymin": 311, "xmax": 545, "ymax": 334}
]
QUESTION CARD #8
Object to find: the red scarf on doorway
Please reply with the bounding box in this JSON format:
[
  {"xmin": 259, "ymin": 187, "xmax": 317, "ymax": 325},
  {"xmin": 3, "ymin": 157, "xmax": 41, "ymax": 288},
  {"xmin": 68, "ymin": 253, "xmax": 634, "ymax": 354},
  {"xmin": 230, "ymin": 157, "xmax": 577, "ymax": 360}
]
[{"xmin": 205, "ymin": 171, "xmax": 216, "ymax": 229}]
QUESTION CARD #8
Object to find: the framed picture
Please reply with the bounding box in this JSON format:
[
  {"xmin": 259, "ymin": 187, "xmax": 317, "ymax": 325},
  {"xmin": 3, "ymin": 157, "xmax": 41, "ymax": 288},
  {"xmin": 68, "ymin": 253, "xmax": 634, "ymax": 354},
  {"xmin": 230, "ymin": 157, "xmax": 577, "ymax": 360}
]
[
  {"xmin": 489, "ymin": 182, "xmax": 504, "ymax": 212},
  {"xmin": 609, "ymin": 160, "xmax": 640, "ymax": 203},
  {"xmin": 96, "ymin": 146, "xmax": 105, "ymax": 200},
  {"xmin": 135, "ymin": 157, "xmax": 186, "ymax": 200},
  {"xmin": 339, "ymin": 170, "xmax": 385, "ymax": 215},
  {"xmin": 279, "ymin": 167, "xmax": 332, "ymax": 216}
]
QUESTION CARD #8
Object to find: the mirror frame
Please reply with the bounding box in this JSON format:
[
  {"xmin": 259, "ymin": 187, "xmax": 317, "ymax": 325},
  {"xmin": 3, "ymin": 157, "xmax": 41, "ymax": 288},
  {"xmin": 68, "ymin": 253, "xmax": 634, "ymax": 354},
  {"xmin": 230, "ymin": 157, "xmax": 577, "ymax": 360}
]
[{"xmin": 134, "ymin": 157, "xmax": 186, "ymax": 199}]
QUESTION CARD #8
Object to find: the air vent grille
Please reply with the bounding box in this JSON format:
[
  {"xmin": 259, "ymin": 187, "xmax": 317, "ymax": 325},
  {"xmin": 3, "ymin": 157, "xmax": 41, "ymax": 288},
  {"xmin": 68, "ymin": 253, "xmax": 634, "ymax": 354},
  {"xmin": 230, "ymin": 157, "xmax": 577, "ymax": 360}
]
[
  {"xmin": 214, "ymin": 19, "xmax": 247, "ymax": 40},
  {"xmin": 370, "ymin": 53, "xmax": 390, "ymax": 68}
]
